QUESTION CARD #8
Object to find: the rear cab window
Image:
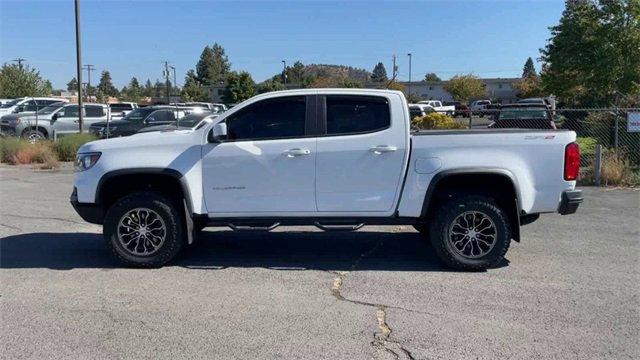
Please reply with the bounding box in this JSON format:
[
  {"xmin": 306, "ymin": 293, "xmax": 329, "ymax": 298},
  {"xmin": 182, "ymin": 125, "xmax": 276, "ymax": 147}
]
[{"xmin": 325, "ymin": 95, "xmax": 390, "ymax": 135}]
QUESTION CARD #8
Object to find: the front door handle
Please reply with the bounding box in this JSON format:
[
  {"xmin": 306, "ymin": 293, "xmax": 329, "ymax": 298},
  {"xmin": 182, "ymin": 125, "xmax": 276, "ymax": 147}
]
[
  {"xmin": 283, "ymin": 148, "xmax": 311, "ymax": 157},
  {"xmin": 369, "ymin": 145, "xmax": 397, "ymax": 154}
]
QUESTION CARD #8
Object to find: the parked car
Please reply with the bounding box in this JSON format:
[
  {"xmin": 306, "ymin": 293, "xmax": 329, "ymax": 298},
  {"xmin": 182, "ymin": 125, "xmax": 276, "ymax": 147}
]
[
  {"xmin": 470, "ymin": 100, "xmax": 491, "ymax": 115},
  {"xmin": 0, "ymin": 99, "xmax": 14, "ymax": 106},
  {"xmin": 489, "ymin": 104, "xmax": 556, "ymax": 129},
  {"xmin": 408, "ymin": 104, "xmax": 435, "ymax": 120},
  {"xmin": 109, "ymin": 102, "xmax": 138, "ymax": 121},
  {"xmin": 89, "ymin": 106, "xmax": 191, "ymax": 138},
  {"xmin": 0, "ymin": 97, "xmax": 68, "ymax": 117},
  {"xmin": 50, "ymin": 103, "xmax": 111, "ymax": 136},
  {"xmin": 517, "ymin": 98, "xmax": 551, "ymax": 107},
  {"xmin": 417, "ymin": 100, "xmax": 455, "ymax": 116},
  {"xmin": 0, "ymin": 101, "xmax": 67, "ymax": 141},
  {"xmin": 172, "ymin": 102, "xmax": 227, "ymax": 113},
  {"xmin": 137, "ymin": 111, "xmax": 218, "ymax": 134},
  {"xmin": 444, "ymin": 101, "xmax": 470, "ymax": 118},
  {"xmin": 71, "ymin": 89, "xmax": 582, "ymax": 270}
]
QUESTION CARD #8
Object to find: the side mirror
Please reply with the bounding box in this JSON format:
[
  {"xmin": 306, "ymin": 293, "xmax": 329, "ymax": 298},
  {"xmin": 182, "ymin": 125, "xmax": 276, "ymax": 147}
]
[
  {"xmin": 209, "ymin": 122, "xmax": 227, "ymax": 142},
  {"xmin": 52, "ymin": 113, "xmax": 60, "ymax": 121}
]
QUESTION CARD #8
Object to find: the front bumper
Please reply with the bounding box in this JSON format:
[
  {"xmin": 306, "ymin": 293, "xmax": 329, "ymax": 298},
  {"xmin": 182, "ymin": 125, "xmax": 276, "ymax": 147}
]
[
  {"xmin": 558, "ymin": 190, "xmax": 583, "ymax": 215},
  {"xmin": 0, "ymin": 124, "xmax": 17, "ymax": 136},
  {"xmin": 70, "ymin": 187, "xmax": 103, "ymax": 224}
]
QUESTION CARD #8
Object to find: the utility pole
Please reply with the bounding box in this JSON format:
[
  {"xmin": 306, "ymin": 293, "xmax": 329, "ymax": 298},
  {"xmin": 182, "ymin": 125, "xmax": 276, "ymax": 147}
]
[
  {"xmin": 12, "ymin": 58, "xmax": 26, "ymax": 69},
  {"xmin": 162, "ymin": 61, "xmax": 171, "ymax": 104},
  {"xmin": 74, "ymin": 0, "xmax": 84, "ymax": 133},
  {"xmin": 392, "ymin": 55, "xmax": 398, "ymax": 81},
  {"xmin": 407, "ymin": 53, "xmax": 412, "ymax": 97},
  {"xmin": 82, "ymin": 64, "xmax": 95, "ymax": 102},
  {"xmin": 281, "ymin": 60, "xmax": 287, "ymax": 85}
]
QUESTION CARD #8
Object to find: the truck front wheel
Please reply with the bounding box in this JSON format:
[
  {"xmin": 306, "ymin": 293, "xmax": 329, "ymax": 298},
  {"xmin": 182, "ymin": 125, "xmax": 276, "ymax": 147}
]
[
  {"xmin": 103, "ymin": 191, "xmax": 185, "ymax": 268},
  {"xmin": 429, "ymin": 195, "xmax": 511, "ymax": 271}
]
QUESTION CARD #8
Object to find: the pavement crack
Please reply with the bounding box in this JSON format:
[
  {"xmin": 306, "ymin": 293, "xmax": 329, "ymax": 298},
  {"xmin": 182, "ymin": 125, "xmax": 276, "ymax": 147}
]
[
  {"xmin": 0, "ymin": 222, "xmax": 22, "ymax": 232},
  {"xmin": 0, "ymin": 213, "xmax": 85, "ymax": 225},
  {"xmin": 372, "ymin": 307, "xmax": 416, "ymax": 360}
]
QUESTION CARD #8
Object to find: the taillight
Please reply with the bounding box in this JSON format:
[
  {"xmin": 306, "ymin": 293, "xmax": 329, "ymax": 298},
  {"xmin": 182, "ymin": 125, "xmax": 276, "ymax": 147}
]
[{"xmin": 564, "ymin": 142, "xmax": 580, "ymax": 181}]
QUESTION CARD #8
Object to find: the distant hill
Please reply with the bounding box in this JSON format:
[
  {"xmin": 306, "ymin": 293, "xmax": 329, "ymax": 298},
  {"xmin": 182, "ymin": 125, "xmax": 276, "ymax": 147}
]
[{"xmin": 301, "ymin": 64, "xmax": 371, "ymax": 82}]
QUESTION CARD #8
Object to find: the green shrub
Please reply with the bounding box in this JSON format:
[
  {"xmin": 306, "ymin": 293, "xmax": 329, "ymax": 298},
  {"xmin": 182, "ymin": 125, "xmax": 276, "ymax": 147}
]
[
  {"xmin": 54, "ymin": 133, "xmax": 97, "ymax": 161},
  {"xmin": 576, "ymin": 137, "xmax": 597, "ymax": 157},
  {"xmin": 412, "ymin": 112, "xmax": 467, "ymax": 130}
]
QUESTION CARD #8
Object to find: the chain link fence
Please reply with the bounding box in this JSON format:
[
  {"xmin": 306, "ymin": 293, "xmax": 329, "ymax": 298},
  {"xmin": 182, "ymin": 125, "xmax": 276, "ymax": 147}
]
[{"xmin": 437, "ymin": 106, "xmax": 640, "ymax": 186}]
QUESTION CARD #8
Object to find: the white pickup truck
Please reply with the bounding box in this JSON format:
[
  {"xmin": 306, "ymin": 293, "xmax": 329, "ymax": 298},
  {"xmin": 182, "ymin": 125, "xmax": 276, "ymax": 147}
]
[
  {"xmin": 417, "ymin": 100, "xmax": 455, "ymax": 116},
  {"xmin": 71, "ymin": 89, "xmax": 583, "ymax": 270}
]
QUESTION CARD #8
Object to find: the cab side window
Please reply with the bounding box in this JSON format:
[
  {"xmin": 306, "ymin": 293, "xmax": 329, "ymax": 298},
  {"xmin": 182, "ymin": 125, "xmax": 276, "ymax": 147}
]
[
  {"xmin": 225, "ymin": 96, "xmax": 306, "ymax": 141},
  {"xmin": 325, "ymin": 96, "xmax": 390, "ymax": 135}
]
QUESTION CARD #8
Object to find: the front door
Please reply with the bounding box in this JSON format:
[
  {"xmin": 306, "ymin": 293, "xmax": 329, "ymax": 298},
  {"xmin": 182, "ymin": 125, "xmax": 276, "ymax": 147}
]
[
  {"xmin": 315, "ymin": 94, "xmax": 408, "ymax": 214},
  {"xmin": 202, "ymin": 95, "xmax": 317, "ymax": 214},
  {"xmin": 53, "ymin": 105, "xmax": 81, "ymax": 135}
]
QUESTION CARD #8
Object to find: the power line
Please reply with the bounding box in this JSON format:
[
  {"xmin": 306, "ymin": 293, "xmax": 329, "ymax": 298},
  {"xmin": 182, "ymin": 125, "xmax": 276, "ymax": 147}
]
[
  {"xmin": 82, "ymin": 64, "xmax": 95, "ymax": 101},
  {"xmin": 12, "ymin": 58, "xmax": 26, "ymax": 68}
]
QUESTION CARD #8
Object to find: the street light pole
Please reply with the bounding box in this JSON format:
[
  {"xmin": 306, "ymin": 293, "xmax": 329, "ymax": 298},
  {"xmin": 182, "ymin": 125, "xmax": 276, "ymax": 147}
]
[
  {"xmin": 74, "ymin": 0, "xmax": 84, "ymax": 133},
  {"xmin": 170, "ymin": 66, "xmax": 177, "ymax": 96},
  {"xmin": 407, "ymin": 53, "xmax": 412, "ymax": 97},
  {"xmin": 282, "ymin": 60, "xmax": 287, "ymax": 85}
]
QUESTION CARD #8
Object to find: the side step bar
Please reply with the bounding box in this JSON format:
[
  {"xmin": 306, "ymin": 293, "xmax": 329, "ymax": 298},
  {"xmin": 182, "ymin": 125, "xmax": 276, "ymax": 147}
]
[
  {"xmin": 314, "ymin": 222, "xmax": 364, "ymax": 232},
  {"xmin": 225, "ymin": 221, "xmax": 365, "ymax": 232}
]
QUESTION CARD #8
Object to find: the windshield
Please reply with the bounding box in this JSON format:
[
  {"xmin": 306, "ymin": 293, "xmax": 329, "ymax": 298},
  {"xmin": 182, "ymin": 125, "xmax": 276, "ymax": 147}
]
[
  {"xmin": 37, "ymin": 102, "xmax": 65, "ymax": 115},
  {"xmin": 0, "ymin": 99, "xmax": 21, "ymax": 108},
  {"xmin": 122, "ymin": 107, "xmax": 156, "ymax": 122}
]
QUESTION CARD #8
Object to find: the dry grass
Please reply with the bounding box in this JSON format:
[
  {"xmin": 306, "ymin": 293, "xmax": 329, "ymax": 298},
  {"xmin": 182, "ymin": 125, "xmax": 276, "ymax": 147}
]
[
  {"xmin": 601, "ymin": 150, "xmax": 634, "ymax": 186},
  {"xmin": 0, "ymin": 138, "xmax": 59, "ymax": 168}
]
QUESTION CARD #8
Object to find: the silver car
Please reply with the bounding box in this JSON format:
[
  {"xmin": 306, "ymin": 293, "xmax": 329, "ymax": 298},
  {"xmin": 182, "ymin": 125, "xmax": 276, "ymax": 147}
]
[{"xmin": 0, "ymin": 103, "xmax": 109, "ymax": 141}]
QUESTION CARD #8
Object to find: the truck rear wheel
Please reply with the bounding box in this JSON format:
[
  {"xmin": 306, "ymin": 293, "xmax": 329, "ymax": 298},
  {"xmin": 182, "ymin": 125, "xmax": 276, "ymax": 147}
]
[
  {"xmin": 103, "ymin": 191, "xmax": 184, "ymax": 268},
  {"xmin": 429, "ymin": 195, "xmax": 511, "ymax": 271}
]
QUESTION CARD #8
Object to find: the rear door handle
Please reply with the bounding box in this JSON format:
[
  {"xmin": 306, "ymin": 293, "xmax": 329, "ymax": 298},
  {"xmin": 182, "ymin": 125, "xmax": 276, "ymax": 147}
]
[
  {"xmin": 369, "ymin": 145, "xmax": 397, "ymax": 154},
  {"xmin": 283, "ymin": 148, "xmax": 311, "ymax": 157}
]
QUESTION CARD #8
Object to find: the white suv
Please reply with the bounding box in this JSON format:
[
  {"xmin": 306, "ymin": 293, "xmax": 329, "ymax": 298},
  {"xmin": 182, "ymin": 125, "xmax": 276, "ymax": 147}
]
[{"xmin": 0, "ymin": 97, "xmax": 68, "ymax": 117}]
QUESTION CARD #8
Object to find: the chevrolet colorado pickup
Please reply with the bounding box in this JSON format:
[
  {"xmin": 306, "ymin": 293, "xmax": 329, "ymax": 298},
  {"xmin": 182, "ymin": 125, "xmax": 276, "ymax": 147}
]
[{"xmin": 71, "ymin": 89, "xmax": 583, "ymax": 270}]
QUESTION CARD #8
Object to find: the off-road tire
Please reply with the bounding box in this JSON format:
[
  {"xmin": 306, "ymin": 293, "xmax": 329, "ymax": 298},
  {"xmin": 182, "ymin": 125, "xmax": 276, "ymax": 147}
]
[
  {"xmin": 429, "ymin": 195, "xmax": 511, "ymax": 271},
  {"xmin": 104, "ymin": 191, "xmax": 184, "ymax": 268}
]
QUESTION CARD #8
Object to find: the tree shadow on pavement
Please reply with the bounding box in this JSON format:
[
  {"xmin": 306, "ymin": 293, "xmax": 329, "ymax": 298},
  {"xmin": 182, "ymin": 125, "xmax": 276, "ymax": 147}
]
[{"xmin": 0, "ymin": 229, "xmax": 508, "ymax": 271}]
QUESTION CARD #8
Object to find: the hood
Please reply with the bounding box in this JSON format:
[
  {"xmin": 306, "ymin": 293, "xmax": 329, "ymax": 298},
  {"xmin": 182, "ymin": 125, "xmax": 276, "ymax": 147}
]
[
  {"xmin": 89, "ymin": 119, "xmax": 130, "ymax": 128},
  {"xmin": 78, "ymin": 127, "xmax": 200, "ymax": 153}
]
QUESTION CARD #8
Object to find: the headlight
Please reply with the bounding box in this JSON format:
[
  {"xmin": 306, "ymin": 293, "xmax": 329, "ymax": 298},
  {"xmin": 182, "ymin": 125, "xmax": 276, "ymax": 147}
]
[{"xmin": 74, "ymin": 152, "xmax": 101, "ymax": 172}]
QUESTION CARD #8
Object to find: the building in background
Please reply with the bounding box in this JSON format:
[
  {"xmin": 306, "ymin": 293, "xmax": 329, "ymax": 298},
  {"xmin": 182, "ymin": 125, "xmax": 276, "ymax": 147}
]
[{"xmin": 204, "ymin": 77, "xmax": 520, "ymax": 104}]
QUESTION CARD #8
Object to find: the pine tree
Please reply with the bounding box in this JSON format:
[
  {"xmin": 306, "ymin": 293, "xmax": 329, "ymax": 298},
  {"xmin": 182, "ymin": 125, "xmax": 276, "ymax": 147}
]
[
  {"xmin": 371, "ymin": 62, "xmax": 388, "ymax": 82},
  {"xmin": 97, "ymin": 70, "xmax": 119, "ymax": 101},
  {"xmin": 196, "ymin": 43, "xmax": 231, "ymax": 86},
  {"xmin": 67, "ymin": 77, "xmax": 78, "ymax": 92},
  {"xmin": 522, "ymin": 57, "xmax": 537, "ymax": 78}
]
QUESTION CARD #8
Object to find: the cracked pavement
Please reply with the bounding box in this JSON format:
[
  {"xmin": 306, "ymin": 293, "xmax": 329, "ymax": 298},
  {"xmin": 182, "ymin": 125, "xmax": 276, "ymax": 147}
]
[{"xmin": 1, "ymin": 164, "xmax": 639, "ymax": 359}]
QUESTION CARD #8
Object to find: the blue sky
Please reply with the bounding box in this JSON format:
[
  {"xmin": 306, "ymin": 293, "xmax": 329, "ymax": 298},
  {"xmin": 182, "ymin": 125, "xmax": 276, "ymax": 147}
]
[{"xmin": 0, "ymin": 0, "xmax": 565, "ymax": 89}]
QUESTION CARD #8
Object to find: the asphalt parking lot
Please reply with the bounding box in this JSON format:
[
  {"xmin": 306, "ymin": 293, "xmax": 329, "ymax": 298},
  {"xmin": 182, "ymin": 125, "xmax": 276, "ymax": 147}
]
[{"xmin": 0, "ymin": 164, "xmax": 638, "ymax": 360}]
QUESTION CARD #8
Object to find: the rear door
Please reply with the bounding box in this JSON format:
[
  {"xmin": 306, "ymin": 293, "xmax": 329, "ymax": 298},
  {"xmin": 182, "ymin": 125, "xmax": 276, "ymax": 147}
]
[
  {"xmin": 315, "ymin": 94, "xmax": 408, "ymax": 214},
  {"xmin": 202, "ymin": 95, "xmax": 317, "ymax": 214},
  {"xmin": 83, "ymin": 105, "xmax": 107, "ymax": 131}
]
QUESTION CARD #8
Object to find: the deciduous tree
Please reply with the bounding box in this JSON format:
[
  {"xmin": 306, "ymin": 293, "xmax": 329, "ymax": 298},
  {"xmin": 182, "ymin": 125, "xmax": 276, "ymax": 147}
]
[
  {"xmin": 0, "ymin": 63, "xmax": 52, "ymax": 98},
  {"xmin": 443, "ymin": 74, "xmax": 486, "ymax": 102}
]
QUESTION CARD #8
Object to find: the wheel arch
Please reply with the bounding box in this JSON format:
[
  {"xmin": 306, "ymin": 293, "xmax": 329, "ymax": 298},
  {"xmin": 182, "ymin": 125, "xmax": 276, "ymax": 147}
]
[
  {"xmin": 21, "ymin": 126, "xmax": 49, "ymax": 138},
  {"xmin": 96, "ymin": 168, "xmax": 193, "ymax": 217},
  {"xmin": 420, "ymin": 168, "xmax": 522, "ymax": 242}
]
